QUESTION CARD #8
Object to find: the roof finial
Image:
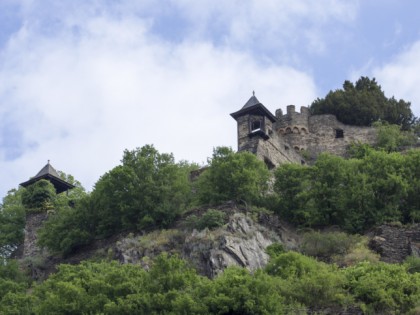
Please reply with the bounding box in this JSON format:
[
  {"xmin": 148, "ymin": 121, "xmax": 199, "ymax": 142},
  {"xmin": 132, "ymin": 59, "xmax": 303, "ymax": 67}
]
[
  {"xmin": 47, "ymin": 159, "xmax": 50, "ymax": 164},
  {"xmin": 252, "ymin": 90, "xmax": 255, "ymax": 96}
]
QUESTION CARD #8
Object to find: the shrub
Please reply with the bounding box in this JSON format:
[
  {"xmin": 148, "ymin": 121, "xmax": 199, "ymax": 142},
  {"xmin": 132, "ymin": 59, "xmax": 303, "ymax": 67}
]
[
  {"xmin": 265, "ymin": 243, "xmax": 286, "ymax": 258},
  {"xmin": 196, "ymin": 147, "xmax": 270, "ymax": 205},
  {"xmin": 405, "ymin": 256, "xmax": 420, "ymax": 274},
  {"xmin": 196, "ymin": 209, "xmax": 226, "ymax": 230},
  {"xmin": 265, "ymin": 252, "xmax": 352, "ymax": 308},
  {"xmin": 21, "ymin": 180, "xmax": 56, "ymax": 212},
  {"xmin": 300, "ymin": 231, "xmax": 362, "ymax": 262},
  {"xmin": 344, "ymin": 261, "xmax": 420, "ymax": 314}
]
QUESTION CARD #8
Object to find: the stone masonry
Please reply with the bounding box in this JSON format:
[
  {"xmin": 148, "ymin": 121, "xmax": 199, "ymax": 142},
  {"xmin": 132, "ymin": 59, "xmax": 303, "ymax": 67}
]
[{"xmin": 231, "ymin": 95, "xmax": 377, "ymax": 167}]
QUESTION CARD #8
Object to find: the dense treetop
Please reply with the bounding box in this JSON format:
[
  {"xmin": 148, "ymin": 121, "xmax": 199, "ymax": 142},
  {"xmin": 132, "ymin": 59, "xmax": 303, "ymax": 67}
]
[{"xmin": 310, "ymin": 77, "xmax": 416, "ymax": 130}]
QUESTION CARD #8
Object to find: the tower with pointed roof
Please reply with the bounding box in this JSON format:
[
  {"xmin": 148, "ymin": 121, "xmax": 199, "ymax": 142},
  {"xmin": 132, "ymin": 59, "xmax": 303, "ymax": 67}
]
[
  {"xmin": 231, "ymin": 93, "xmax": 304, "ymax": 168},
  {"xmin": 19, "ymin": 162, "xmax": 75, "ymax": 262},
  {"xmin": 20, "ymin": 161, "xmax": 75, "ymax": 194},
  {"xmin": 231, "ymin": 94, "xmax": 378, "ymax": 168}
]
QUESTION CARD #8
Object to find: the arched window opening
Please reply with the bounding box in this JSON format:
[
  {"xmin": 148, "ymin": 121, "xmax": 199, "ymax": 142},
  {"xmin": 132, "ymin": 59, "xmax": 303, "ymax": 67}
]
[{"xmin": 251, "ymin": 120, "xmax": 261, "ymax": 132}]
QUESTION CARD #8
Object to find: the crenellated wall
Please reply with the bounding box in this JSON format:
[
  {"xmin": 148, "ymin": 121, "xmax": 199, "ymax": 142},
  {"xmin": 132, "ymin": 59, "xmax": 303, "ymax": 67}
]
[{"xmin": 233, "ymin": 100, "xmax": 378, "ymax": 166}]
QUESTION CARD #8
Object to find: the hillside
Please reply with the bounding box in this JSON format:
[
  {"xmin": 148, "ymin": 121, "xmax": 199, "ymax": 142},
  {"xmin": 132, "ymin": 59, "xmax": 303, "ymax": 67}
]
[{"xmin": 1, "ymin": 136, "xmax": 420, "ymax": 314}]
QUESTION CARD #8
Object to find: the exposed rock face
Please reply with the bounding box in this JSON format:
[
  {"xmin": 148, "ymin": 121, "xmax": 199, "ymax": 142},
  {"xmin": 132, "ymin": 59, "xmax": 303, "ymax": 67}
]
[
  {"xmin": 115, "ymin": 211, "xmax": 298, "ymax": 278},
  {"xmin": 185, "ymin": 213, "xmax": 278, "ymax": 277},
  {"xmin": 369, "ymin": 224, "xmax": 420, "ymax": 263}
]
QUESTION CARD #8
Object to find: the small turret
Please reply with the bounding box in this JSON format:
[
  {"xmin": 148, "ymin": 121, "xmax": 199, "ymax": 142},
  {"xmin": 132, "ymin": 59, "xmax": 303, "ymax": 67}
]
[{"xmin": 230, "ymin": 93, "xmax": 276, "ymax": 152}]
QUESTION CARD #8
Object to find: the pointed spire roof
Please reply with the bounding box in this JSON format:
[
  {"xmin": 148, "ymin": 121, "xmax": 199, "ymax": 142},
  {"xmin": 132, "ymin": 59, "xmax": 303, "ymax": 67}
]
[
  {"xmin": 20, "ymin": 161, "xmax": 75, "ymax": 194},
  {"xmin": 242, "ymin": 92, "xmax": 261, "ymax": 109},
  {"xmin": 34, "ymin": 160, "xmax": 61, "ymax": 178},
  {"xmin": 231, "ymin": 93, "xmax": 276, "ymax": 122}
]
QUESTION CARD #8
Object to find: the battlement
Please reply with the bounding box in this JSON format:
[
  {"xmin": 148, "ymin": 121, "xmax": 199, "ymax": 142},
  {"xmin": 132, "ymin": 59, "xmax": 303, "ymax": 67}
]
[{"xmin": 231, "ymin": 95, "xmax": 377, "ymax": 167}]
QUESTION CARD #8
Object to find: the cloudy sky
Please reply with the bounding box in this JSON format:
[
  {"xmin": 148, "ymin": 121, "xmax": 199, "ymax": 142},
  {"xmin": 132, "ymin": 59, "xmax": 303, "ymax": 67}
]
[{"xmin": 1, "ymin": 0, "xmax": 420, "ymax": 199}]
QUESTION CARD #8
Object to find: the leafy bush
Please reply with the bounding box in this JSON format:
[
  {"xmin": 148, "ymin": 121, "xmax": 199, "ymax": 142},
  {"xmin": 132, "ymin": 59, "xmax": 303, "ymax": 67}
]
[
  {"xmin": 196, "ymin": 147, "xmax": 270, "ymax": 206},
  {"xmin": 265, "ymin": 252, "xmax": 352, "ymax": 308},
  {"xmin": 21, "ymin": 180, "xmax": 56, "ymax": 212},
  {"xmin": 374, "ymin": 121, "xmax": 417, "ymax": 152},
  {"xmin": 196, "ymin": 209, "xmax": 226, "ymax": 230},
  {"xmin": 273, "ymin": 149, "xmax": 420, "ymax": 232},
  {"xmin": 300, "ymin": 231, "xmax": 362, "ymax": 262},
  {"xmin": 405, "ymin": 256, "xmax": 420, "ymax": 274},
  {"xmin": 344, "ymin": 261, "xmax": 420, "ymax": 314},
  {"xmin": 0, "ymin": 189, "xmax": 26, "ymax": 258},
  {"xmin": 265, "ymin": 243, "xmax": 286, "ymax": 258},
  {"xmin": 92, "ymin": 145, "xmax": 194, "ymax": 236}
]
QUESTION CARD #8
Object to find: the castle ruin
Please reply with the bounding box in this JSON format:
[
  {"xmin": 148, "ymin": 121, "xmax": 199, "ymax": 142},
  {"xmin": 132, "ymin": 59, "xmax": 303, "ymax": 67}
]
[{"xmin": 231, "ymin": 94, "xmax": 377, "ymax": 167}]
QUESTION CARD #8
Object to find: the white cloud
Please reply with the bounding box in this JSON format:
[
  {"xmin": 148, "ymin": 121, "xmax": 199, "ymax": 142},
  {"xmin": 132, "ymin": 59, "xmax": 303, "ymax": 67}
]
[
  {"xmin": 373, "ymin": 41, "xmax": 420, "ymax": 117},
  {"xmin": 0, "ymin": 8, "xmax": 317, "ymax": 198},
  {"xmin": 172, "ymin": 0, "xmax": 359, "ymax": 55}
]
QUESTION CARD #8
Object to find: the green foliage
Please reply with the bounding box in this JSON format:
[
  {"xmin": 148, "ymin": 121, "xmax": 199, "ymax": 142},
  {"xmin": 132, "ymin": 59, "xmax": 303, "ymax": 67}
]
[
  {"xmin": 300, "ymin": 231, "xmax": 362, "ymax": 262},
  {"xmin": 37, "ymin": 197, "xmax": 96, "ymax": 256},
  {"xmin": 38, "ymin": 145, "xmax": 194, "ymax": 256},
  {"xmin": 204, "ymin": 267, "xmax": 287, "ymax": 315},
  {"xmin": 1, "ymin": 252, "xmax": 420, "ymax": 314},
  {"xmin": 265, "ymin": 252, "xmax": 351, "ymax": 308},
  {"xmin": 196, "ymin": 147, "xmax": 270, "ymax": 205},
  {"xmin": 405, "ymin": 256, "xmax": 420, "ymax": 274},
  {"xmin": 374, "ymin": 121, "xmax": 418, "ymax": 152},
  {"xmin": 273, "ymin": 149, "xmax": 420, "ymax": 232},
  {"xmin": 92, "ymin": 145, "xmax": 194, "ymax": 236},
  {"xmin": 196, "ymin": 209, "xmax": 226, "ymax": 230},
  {"xmin": 21, "ymin": 179, "xmax": 56, "ymax": 212},
  {"xmin": 265, "ymin": 243, "xmax": 286, "ymax": 258},
  {"xmin": 310, "ymin": 76, "xmax": 415, "ymax": 129},
  {"xmin": 344, "ymin": 261, "xmax": 420, "ymax": 314},
  {"xmin": 0, "ymin": 189, "xmax": 26, "ymax": 258},
  {"xmin": 0, "ymin": 260, "xmax": 32, "ymax": 314}
]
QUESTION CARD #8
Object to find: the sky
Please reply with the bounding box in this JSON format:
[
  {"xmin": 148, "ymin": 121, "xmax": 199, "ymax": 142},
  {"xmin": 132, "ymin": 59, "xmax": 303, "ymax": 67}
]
[{"xmin": 1, "ymin": 0, "xmax": 420, "ymax": 199}]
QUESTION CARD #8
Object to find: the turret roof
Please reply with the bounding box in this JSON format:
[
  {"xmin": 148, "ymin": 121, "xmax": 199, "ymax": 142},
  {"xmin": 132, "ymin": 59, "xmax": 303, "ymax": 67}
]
[
  {"xmin": 230, "ymin": 94, "xmax": 277, "ymax": 122},
  {"xmin": 20, "ymin": 161, "xmax": 75, "ymax": 194}
]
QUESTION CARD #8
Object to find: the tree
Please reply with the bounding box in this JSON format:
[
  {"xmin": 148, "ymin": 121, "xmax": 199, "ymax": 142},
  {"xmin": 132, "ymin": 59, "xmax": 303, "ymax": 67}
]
[
  {"xmin": 0, "ymin": 189, "xmax": 26, "ymax": 258},
  {"xmin": 21, "ymin": 179, "xmax": 56, "ymax": 212},
  {"xmin": 374, "ymin": 121, "xmax": 417, "ymax": 152},
  {"xmin": 344, "ymin": 261, "xmax": 420, "ymax": 314},
  {"xmin": 310, "ymin": 77, "xmax": 415, "ymax": 130},
  {"xmin": 91, "ymin": 145, "xmax": 194, "ymax": 236},
  {"xmin": 196, "ymin": 147, "xmax": 270, "ymax": 205}
]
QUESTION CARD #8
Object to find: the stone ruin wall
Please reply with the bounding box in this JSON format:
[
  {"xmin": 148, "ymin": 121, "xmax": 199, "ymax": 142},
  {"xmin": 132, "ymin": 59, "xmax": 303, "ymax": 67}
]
[
  {"xmin": 306, "ymin": 114, "xmax": 377, "ymax": 158},
  {"xmin": 274, "ymin": 105, "xmax": 377, "ymax": 160},
  {"xmin": 23, "ymin": 212, "xmax": 49, "ymax": 259},
  {"xmin": 255, "ymin": 132, "xmax": 304, "ymax": 167}
]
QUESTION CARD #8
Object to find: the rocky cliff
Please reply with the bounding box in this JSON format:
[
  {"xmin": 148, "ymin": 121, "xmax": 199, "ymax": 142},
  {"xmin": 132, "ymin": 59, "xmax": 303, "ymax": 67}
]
[{"xmin": 114, "ymin": 205, "xmax": 299, "ymax": 278}]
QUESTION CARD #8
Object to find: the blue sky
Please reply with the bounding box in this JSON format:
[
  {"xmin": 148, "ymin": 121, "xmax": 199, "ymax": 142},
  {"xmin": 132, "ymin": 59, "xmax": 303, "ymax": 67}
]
[{"xmin": 1, "ymin": 0, "xmax": 420, "ymax": 199}]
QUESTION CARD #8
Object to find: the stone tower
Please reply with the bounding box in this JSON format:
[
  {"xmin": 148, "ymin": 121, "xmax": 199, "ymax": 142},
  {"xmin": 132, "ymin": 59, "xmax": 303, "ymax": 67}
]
[
  {"xmin": 231, "ymin": 94, "xmax": 303, "ymax": 168},
  {"xmin": 20, "ymin": 161, "xmax": 74, "ymax": 259}
]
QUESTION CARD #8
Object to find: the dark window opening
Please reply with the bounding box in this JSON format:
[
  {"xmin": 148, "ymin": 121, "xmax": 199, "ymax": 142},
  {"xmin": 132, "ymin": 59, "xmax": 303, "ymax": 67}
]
[
  {"xmin": 284, "ymin": 145, "xmax": 289, "ymax": 150},
  {"xmin": 251, "ymin": 120, "xmax": 261, "ymax": 132},
  {"xmin": 264, "ymin": 157, "xmax": 275, "ymax": 170},
  {"xmin": 335, "ymin": 129, "xmax": 344, "ymax": 138}
]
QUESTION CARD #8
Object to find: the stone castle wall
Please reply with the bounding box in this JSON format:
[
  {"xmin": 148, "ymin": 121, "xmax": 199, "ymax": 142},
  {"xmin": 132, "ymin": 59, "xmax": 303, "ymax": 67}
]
[
  {"xmin": 235, "ymin": 103, "xmax": 377, "ymax": 166},
  {"xmin": 23, "ymin": 212, "xmax": 49, "ymax": 258}
]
